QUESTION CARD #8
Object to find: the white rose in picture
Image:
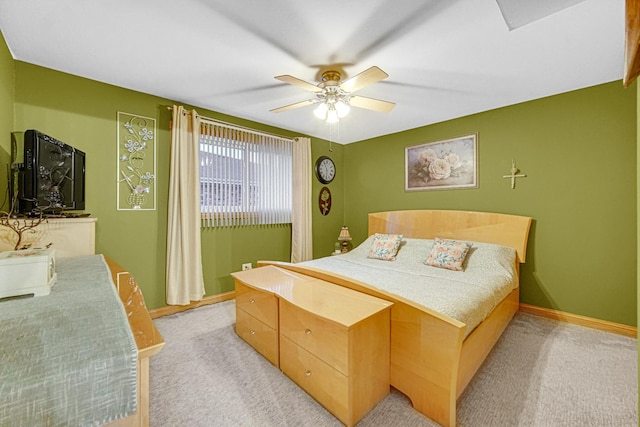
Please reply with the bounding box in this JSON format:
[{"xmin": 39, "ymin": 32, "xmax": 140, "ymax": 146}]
[
  {"xmin": 446, "ymin": 153, "xmax": 461, "ymax": 169},
  {"xmin": 420, "ymin": 148, "xmax": 438, "ymax": 163},
  {"xmin": 428, "ymin": 158, "xmax": 451, "ymax": 180}
]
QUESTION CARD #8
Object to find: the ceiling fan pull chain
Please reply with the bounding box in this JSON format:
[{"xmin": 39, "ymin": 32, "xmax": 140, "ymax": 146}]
[{"xmin": 329, "ymin": 123, "xmax": 333, "ymax": 152}]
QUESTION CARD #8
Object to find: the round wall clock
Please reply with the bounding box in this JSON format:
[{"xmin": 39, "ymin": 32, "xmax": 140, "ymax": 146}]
[
  {"xmin": 318, "ymin": 186, "xmax": 332, "ymax": 216},
  {"xmin": 314, "ymin": 156, "xmax": 336, "ymax": 184}
]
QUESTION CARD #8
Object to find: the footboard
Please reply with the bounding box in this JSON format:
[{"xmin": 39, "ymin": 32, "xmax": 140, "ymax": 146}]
[
  {"xmin": 389, "ymin": 300, "xmax": 465, "ymax": 426},
  {"xmin": 105, "ymin": 257, "xmax": 165, "ymax": 427},
  {"xmin": 258, "ymin": 260, "xmax": 466, "ymax": 427}
]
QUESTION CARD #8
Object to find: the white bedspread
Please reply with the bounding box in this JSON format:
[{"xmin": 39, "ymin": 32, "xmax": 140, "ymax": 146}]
[{"xmin": 300, "ymin": 236, "xmax": 518, "ymax": 337}]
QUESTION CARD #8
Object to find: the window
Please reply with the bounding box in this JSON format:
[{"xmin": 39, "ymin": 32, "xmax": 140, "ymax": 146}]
[{"xmin": 199, "ymin": 121, "xmax": 293, "ymax": 227}]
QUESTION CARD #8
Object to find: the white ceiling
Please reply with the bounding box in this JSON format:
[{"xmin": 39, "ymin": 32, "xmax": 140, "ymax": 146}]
[{"xmin": 0, "ymin": 0, "xmax": 625, "ymax": 144}]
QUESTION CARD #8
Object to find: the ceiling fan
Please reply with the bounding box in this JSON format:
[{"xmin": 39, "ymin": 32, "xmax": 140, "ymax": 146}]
[{"xmin": 270, "ymin": 66, "xmax": 395, "ymax": 122}]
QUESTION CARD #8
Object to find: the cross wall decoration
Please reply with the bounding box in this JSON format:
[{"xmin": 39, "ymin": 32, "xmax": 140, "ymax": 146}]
[{"xmin": 503, "ymin": 160, "xmax": 526, "ymax": 189}]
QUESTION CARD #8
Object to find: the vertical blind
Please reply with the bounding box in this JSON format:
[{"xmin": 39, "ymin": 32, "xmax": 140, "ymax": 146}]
[{"xmin": 199, "ymin": 120, "xmax": 293, "ymax": 227}]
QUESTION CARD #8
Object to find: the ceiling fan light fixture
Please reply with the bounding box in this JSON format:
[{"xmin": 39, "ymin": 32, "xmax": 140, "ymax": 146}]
[
  {"xmin": 335, "ymin": 100, "xmax": 350, "ymax": 118},
  {"xmin": 326, "ymin": 108, "xmax": 339, "ymax": 123},
  {"xmin": 313, "ymin": 102, "xmax": 329, "ymax": 119}
]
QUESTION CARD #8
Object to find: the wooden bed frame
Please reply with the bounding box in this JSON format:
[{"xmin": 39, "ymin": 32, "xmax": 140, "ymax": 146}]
[
  {"xmin": 104, "ymin": 257, "xmax": 165, "ymax": 427},
  {"xmin": 260, "ymin": 210, "xmax": 532, "ymax": 427}
]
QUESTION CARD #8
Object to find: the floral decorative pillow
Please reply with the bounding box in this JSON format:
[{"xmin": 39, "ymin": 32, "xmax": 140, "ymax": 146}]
[
  {"xmin": 367, "ymin": 233, "xmax": 404, "ymax": 261},
  {"xmin": 425, "ymin": 237, "xmax": 472, "ymax": 271}
]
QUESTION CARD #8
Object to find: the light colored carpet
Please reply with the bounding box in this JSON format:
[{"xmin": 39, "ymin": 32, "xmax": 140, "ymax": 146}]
[{"xmin": 150, "ymin": 301, "xmax": 637, "ymax": 426}]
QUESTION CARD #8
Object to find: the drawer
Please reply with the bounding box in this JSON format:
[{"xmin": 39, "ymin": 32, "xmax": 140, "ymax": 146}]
[
  {"xmin": 235, "ymin": 281, "xmax": 278, "ymax": 329},
  {"xmin": 280, "ymin": 299, "xmax": 348, "ymax": 375},
  {"xmin": 235, "ymin": 307, "xmax": 279, "ymax": 367},
  {"xmin": 280, "ymin": 335, "xmax": 349, "ymax": 424}
]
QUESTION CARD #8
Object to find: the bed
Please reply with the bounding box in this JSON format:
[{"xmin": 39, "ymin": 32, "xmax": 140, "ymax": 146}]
[
  {"xmin": 0, "ymin": 255, "xmax": 163, "ymax": 427},
  {"xmin": 104, "ymin": 257, "xmax": 165, "ymax": 427},
  {"xmin": 260, "ymin": 210, "xmax": 532, "ymax": 427}
]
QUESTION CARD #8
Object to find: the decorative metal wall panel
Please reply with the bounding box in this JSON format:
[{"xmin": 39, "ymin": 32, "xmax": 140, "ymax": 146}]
[{"xmin": 117, "ymin": 112, "xmax": 156, "ymax": 210}]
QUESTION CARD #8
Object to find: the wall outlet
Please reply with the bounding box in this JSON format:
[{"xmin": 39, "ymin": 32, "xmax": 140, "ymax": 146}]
[{"xmin": 241, "ymin": 263, "xmax": 252, "ymax": 271}]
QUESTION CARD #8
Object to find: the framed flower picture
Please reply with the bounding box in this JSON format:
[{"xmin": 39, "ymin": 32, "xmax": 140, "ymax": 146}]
[{"xmin": 405, "ymin": 133, "xmax": 478, "ymax": 191}]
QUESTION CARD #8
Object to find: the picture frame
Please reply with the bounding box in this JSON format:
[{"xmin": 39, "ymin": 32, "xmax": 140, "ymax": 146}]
[{"xmin": 405, "ymin": 133, "xmax": 478, "ymax": 191}]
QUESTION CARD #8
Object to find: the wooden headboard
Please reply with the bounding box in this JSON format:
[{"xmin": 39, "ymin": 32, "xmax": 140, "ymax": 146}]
[{"xmin": 368, "ymin": 210, "xmax": 532, "ymax": 263}]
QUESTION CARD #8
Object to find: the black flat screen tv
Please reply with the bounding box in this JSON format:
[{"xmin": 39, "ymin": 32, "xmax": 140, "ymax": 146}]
[{"xmin": 10, "ymin": 129, "xmax": 86, "ymax": 215}]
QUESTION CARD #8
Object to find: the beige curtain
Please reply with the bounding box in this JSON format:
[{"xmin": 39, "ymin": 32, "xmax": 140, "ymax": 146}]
[
  {"xmin": 166, "ymin": 105, "xmax": 205, "ymax": 305},
  {"xmin": 291, "ymin": 137, "xmax": 313, "ymax": 262}
]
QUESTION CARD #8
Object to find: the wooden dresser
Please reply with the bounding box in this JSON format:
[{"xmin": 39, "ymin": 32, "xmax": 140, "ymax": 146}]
[
  {"xmin": 231, "ymin": 266, "xmax": 393, "ymax": 427},
  {"xmin": 0, "ymin": 217, "xmax": 97, "ymax": 257},
  {"xmin": 235, "ymin": 278, "xmax": 280, "ymax": 366}
]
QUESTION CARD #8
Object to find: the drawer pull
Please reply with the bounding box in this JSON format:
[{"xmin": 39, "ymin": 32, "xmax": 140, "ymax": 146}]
[
  {"xmin": 305, "ymin": 370, "xmax": 312, "ymax": 377},
  {"xmin": 305, "ymin": 329, "xmax": 312, "ymax": 335},
  {"xmin": 250, "ymin": 330, "xmax": 256, "ymax": 335},
  {"xmin": 249, "ymin": 298, "xmax": 255, "ymax": 304}
]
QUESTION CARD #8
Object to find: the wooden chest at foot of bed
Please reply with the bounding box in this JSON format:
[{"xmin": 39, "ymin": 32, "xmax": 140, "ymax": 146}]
[
  {"xmin": 232, "ymin": 266, "xmax": 393, "ymax": 427},
  {"xmin": 235, "ymin": 280, "xmax": 279, "ymax": 367}
]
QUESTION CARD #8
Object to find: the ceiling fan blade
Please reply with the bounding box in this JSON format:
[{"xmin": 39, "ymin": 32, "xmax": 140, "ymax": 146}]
[
  {"xmin": 270, "ymin": 99, "xmax": 315, "ymax": 113},
  {"xmin": 349, "ymin": 95, "xmax": 396, "ymax": 113},
  {"xmin": 274, "ymin": 75, "xmax": 321, "ymax": 92},
  {"xmin": 340, "ymin": 66, "xmax": 389, "ymax": 93}
]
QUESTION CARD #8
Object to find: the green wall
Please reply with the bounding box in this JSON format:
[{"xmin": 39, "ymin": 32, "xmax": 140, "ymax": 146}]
[
  {"xmin": 312, "ymin": 141, "xmax": 345, "ymax": 256},
  {"xmin": 9, "ymin": 57, "xmax": 343, "ymax": 309},
  {"xmin": 2, "ymin": 29, "xmax": 636, "ymax": 325},
  {"xmin": 0, "ymin": 31, "xmax": 13, "ymax": 211},
  {"xmin": 344, "ymin": 81, "xmax": 637, "ymax": 326}
]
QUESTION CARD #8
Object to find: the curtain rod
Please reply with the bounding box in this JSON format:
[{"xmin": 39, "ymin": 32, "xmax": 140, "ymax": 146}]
[{"xmin": 166, "ymin": 106, "xmax": 295, "ymax": 142}]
